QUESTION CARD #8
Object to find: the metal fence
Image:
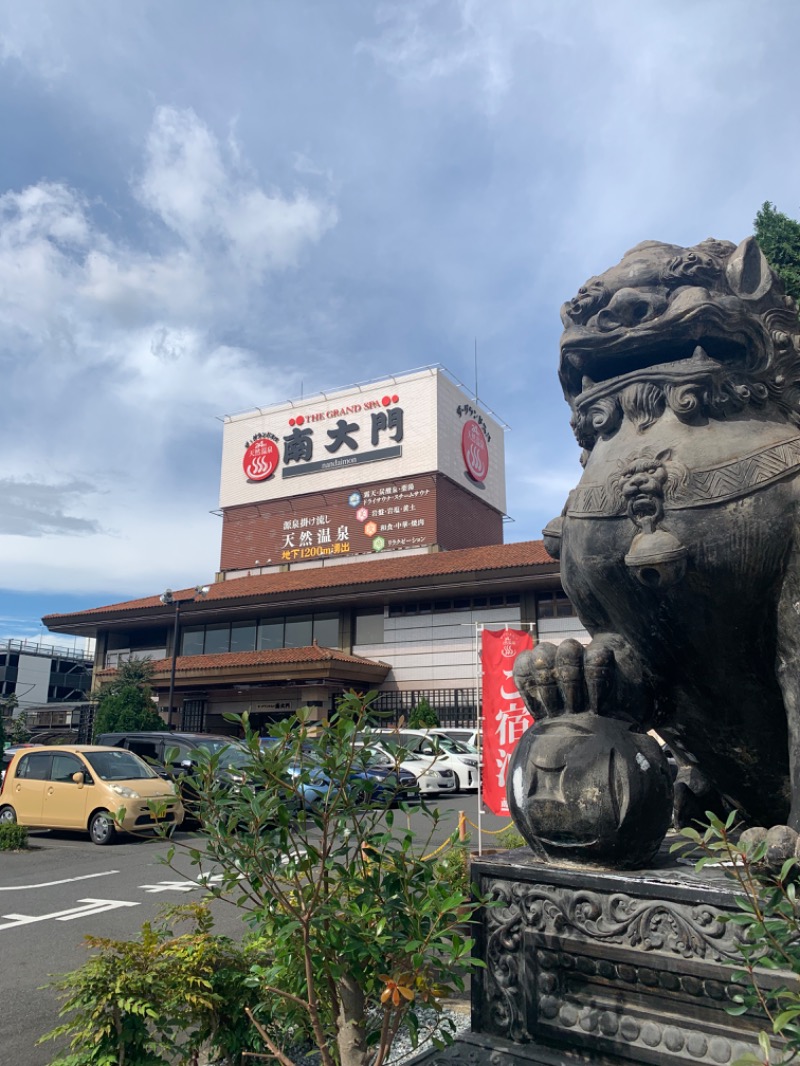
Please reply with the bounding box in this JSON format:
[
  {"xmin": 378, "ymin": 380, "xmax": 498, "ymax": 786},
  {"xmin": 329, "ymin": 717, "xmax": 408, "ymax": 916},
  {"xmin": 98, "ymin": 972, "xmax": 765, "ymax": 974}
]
[{"xmin": 368, "ymin": 688, "xmax": 478, "ymax": 729}]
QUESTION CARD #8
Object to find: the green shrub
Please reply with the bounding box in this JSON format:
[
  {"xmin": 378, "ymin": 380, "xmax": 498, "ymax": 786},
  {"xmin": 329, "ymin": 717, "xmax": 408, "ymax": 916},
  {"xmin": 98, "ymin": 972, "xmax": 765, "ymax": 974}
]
[
  {"xmin": 496, "ymin": 825, "xmax": 527, "ymax": 850},
  {"xmin": 675, "ymin": 812, "xmax": 800, "ymax": 1065},
  {"xmin": 433, "ymin": 840, "xmax": 471, "ymax": 897},
  {"xmin": 40, "ymin": 904, "xmax": 266, "ymax": 1066},
  {"xmin": 408, "ymin": 697, "xmax": 439, "ymax": 729},
  {"xmin": 0, "ymin": 823, "xmax": 28, "ymax": 850}
]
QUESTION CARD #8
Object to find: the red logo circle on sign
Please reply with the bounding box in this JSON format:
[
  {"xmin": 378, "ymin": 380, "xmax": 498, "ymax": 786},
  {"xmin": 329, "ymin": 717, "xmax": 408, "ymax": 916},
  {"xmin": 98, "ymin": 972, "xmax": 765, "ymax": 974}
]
[
  {"xmin": 243, "ymin": 439, "xmax": 279, "ymax": 481},
  {"xmin": 462, "ymin": 420, "xmax": 489, "ymax": 483}
]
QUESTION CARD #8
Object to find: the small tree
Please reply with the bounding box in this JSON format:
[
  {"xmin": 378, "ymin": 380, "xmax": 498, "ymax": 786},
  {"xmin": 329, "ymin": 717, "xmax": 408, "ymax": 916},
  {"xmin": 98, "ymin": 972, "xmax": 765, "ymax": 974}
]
[
  {"xmin": 408, "ymin": 697, "xmax": 439, "ymax": 729},
  {"xmin": 167, "ymin": 691, "xmax": 481, "ymax": 1066},
  {"xmin": 0, "ymin": 692, "xmax": 16, "ymax": 757},
  {"xmin": 40, "ymin": 693, "xmax": 484, "ymax": 1066},
  {"xmin": 92, "ymin": 659, "xmax": 166, "ymax": 739},
  {"xmin": 754, "ymin": 201, "xmax": 800, "ymax": 308},
  {"xmin": 8, "ymin": 704, "xmax": 31, "ymax": 745}
]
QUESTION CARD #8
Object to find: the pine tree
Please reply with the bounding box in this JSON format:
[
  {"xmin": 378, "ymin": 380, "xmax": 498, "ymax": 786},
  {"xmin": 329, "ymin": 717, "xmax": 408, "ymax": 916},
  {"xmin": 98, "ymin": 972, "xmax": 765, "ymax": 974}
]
[{"xmin": 754, "ymin": 201, "xmax": 800, "ymax": 307}]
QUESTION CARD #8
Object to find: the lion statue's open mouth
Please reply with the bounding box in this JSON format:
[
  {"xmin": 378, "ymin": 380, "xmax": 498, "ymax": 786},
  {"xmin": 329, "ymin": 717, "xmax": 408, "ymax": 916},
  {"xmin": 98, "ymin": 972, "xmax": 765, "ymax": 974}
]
[{"xmin": 555, "ymin": 238, "xmax": 800, "ymax": 452}]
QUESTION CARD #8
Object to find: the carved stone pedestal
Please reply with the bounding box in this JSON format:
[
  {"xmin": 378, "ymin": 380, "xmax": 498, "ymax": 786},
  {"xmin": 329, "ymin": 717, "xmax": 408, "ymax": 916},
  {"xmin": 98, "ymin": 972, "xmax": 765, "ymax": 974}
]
[{"xmin": 411, "ymin": 843, "xmax": 784, "ymax": 1065}]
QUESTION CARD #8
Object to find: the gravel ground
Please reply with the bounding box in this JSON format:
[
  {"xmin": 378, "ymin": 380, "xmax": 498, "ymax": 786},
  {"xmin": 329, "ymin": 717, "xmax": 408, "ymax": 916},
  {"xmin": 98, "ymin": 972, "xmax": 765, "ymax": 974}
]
[{"xmin": 234, "ymin": 1002, "xmax": 471, "ymax": 1066}]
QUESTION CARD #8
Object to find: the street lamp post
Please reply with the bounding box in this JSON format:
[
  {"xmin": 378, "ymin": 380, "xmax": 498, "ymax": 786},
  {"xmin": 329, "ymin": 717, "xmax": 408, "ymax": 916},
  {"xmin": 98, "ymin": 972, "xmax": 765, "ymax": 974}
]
[{"xmin": 160, "ymin": 586, "xmax": 209, "ymax": 728}]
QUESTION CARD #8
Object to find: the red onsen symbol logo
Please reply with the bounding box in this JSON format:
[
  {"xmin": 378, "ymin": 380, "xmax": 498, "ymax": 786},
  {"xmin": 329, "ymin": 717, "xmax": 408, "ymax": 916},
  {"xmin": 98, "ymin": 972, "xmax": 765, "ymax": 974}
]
[
  {"xmin": 243, "ymin": 439, "xmax": 279, "ymax": 482},
  {"xmin": 462, "ymin": 420, "xmax": 489, "ymax": 483}
]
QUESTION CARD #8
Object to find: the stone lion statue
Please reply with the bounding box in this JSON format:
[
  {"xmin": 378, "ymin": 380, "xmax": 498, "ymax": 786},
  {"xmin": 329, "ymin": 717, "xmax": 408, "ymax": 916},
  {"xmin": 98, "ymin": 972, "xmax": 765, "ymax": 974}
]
[{"xmin": 515, "ymin": 236, "xmax": 800, "ymax": 834}]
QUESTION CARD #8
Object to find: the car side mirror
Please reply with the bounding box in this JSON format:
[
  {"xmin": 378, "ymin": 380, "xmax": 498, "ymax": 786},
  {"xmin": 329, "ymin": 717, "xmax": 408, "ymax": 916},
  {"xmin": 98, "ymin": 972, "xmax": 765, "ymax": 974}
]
[
  {"xmin": 72, "ymin": 771, "xmax": 85, "ymax": 788},
  {"xmin": 180, "ymin": 759, "xmax": 194, "ymax": 771}
]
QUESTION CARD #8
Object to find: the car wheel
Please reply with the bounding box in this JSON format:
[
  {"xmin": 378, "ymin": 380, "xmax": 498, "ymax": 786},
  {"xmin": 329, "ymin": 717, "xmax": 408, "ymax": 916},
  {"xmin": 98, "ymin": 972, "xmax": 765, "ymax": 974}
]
[
  {"xmin": 0, "ymin": 805, "xmax": 16, "ymax": 825},
  {"xmin": 89, "ymin": 810, "xmax": 117, "ymax": 845}
]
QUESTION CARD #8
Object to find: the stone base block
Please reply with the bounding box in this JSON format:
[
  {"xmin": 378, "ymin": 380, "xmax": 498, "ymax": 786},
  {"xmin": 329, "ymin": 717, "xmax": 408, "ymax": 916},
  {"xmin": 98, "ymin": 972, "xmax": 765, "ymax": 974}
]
[{"xmin": 410, "ymin": 842, "xmax": 786, "ymax": 1065}]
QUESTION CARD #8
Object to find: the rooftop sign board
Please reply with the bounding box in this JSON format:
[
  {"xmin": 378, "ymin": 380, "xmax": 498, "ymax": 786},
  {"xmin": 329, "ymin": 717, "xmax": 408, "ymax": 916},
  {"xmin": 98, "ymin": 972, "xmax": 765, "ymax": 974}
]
[{"xmin": 219, "ymin": 367, "xmax": 507, "ymax": 515}]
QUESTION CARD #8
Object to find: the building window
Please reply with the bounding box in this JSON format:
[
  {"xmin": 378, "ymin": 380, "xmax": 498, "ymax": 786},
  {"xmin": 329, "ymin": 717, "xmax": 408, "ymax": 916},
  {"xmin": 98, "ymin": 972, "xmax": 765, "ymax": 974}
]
[
  {"xmin": 355, "ymin": 609, "xmax": 384, "ymax": 645},
  {"xmin": 258, "ymin": 619, "xmax": 284, "ymax": 650},
  {"xmin": 204, "ymin": 623, "xmax": 230, "ymax": 655},
  {"xmin": 285, "ymin": 615, "xmax": 313, "ymax": 649},
  {"xmin": 177, "ymin": 613, "xmax": 344, "ymax": 657},
  {"xmin": 537, "ymin": 592, "xmax": 576, "ymax": 619},
  {"xmin": 313, "ymin": 613, "xmax": 339, "ymax": 648},
  {"xmin": 387, "ymin": 593, "xmax": 522, "ymax": 617},
  {"xmin": 181, "ymin": 627, "xmax": 205, "ymax": 656},
  {"xmin": 230, "ymin": 622, "xmax": 257, "ymax": 653}
]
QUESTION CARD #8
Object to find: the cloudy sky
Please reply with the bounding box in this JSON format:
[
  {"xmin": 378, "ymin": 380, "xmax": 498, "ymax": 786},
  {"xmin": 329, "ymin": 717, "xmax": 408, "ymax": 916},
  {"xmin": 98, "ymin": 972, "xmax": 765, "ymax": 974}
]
[{"xmin": 1, "ymin": 0, "xmax": 799, "ymax": 645}]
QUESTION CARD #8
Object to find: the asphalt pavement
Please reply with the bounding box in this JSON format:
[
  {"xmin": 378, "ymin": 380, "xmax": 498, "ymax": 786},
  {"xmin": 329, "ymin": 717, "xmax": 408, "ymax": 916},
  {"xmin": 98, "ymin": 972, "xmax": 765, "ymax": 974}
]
[{"xmin": 0, "ymin": 792, "xmax": 511, "ymax": 1065}]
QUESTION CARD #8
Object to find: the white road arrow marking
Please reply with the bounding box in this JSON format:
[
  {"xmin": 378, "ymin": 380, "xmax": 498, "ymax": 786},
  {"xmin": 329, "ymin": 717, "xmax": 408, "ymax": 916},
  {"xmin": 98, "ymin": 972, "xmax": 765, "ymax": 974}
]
[{"xmin": 0, "ymin": 898, "xmax": 139, "ymax": 932}]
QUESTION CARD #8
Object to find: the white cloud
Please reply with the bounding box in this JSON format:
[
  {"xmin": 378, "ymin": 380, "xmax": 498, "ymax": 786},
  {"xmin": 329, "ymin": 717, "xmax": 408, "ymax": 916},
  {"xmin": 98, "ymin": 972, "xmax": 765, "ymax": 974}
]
[
  {"xmin": 2, "ymin": 0, "xmax": 800, "ymax": 623},
  {"xmin": 137, "ymin": 106, "xmax": 337, "ymax": 275},
  {"xmin": 364, "ymin": 0, "xmax": 514, "ymax": 109},
  {"xmin": 0, "ymin": 4, "xmax": 66, "ymax": 78},
  {"xmin": 2, "ymin": 508, "xmax": 224, "ymax": 598},
  {"xmin": 0, "ymin": 477, "xmax": 102, "ymax": 537},
  {"xmin": 0, "ymin": 104, "xmax": 339, "ymax": 597}
]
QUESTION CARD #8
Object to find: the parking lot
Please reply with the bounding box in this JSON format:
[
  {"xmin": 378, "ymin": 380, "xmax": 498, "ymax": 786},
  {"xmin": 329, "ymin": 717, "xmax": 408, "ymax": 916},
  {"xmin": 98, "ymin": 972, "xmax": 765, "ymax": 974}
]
[{"xmin": 0, "ymin": 794, "xmax": 510, "ymax": 1064}]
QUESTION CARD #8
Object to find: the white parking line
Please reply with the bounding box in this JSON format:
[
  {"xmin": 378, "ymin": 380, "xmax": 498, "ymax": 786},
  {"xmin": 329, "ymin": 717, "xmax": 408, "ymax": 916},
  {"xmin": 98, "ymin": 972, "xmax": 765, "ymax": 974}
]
[
  {"xmin": 0, "ymin": 870, "xmax": 120, "ymax": 891},
  {"xmin": 0, "ymin": 898, "xmax": 139, "ymax": 931},
  {"xmin": 140, "ymin": 880, "xmax": 199, "ymax": 893},
  {"xmin": 140, "ymin": 873, "xmax": 227, "ymax": 893}
]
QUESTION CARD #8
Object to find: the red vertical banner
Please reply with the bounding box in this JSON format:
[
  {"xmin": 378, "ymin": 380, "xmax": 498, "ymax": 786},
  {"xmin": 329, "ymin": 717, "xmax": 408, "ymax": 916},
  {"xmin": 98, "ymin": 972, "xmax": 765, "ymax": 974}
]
[{"xmin": 481, "ymin": 628, "xmax": 534, "ymax": 816}]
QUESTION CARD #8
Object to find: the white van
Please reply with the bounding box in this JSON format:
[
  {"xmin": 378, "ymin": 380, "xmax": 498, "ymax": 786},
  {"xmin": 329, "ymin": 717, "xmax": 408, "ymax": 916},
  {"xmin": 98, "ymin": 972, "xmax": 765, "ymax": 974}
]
[{"xmin": 364, "ymin": 729, "xmax": 479, "ymax": 791}]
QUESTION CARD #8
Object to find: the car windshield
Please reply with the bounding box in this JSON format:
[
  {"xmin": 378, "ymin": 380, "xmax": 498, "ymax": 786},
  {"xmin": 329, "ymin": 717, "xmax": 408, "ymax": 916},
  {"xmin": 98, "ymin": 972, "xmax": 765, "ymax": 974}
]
[
  {"xmin": 434, "ymin": 736, "xmax": 474, "ymax": 755},
  {"xmin": 192, "ymin": 738, "xmax": 247, "ymax": 756},
  {"xmin": 385, "ymin": 745, "xmax": 425, "ymax": 762},
  {"xmin": 173, "ymin": 741, "xmax": 251, "ymax": 770},
  {"xmin": 83, "ymin": 749, "xmax": 160, "ymax": 781},
  {"xmin": 355, "ymin": 745, "xmax": 397, "ymax": 767},
  {"xmin": 216, "ymin": 746, "xmax": 253, "ymax": 770}
]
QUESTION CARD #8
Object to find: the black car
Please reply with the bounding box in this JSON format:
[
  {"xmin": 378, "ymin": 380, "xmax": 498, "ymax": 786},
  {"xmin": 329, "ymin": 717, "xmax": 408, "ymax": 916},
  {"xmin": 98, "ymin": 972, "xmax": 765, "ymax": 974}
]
[
  {"xmin": 94, "ymin": 731, "xmax": 249, "ymax": 820},
  {"xmin": 95, "ymin": 731, "xmax": 243, "ymax": 770}
]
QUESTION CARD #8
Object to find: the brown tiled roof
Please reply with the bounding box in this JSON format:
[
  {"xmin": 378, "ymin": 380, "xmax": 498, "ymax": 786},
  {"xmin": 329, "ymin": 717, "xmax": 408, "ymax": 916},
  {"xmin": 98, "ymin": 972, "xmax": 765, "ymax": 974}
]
[
  {"xmin": 96, "ymin": 645, "xmax": 390, "ymax": 679},
  {"xmin": 44, "ymin": 539, "xmax": 555, "ymax": 624}
]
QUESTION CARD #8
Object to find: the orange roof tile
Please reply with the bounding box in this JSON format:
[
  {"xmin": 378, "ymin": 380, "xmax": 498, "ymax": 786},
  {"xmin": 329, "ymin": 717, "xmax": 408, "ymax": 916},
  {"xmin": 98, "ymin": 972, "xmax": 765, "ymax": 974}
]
[
  {"xmin": 96, "ymin": 645, "xmax": 390, "ymax": 678},
  {"xmin": 44, "ymin": 539, "xmax": 555, "ymax": 624}
]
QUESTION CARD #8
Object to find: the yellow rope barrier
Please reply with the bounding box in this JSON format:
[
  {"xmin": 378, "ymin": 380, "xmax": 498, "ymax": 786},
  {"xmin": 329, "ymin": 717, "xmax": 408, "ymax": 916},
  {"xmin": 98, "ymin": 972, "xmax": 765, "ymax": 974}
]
[
  {"xmin": 419, "ymin": 819, "xmax": 517, "ymax": 859},
  {"xmin": 420, "ymin": 837, "xmax": 458, "ymax": 861},
  {"xmin": 463, "ymin": 819, "xmax": 515, "ymax": 835}
]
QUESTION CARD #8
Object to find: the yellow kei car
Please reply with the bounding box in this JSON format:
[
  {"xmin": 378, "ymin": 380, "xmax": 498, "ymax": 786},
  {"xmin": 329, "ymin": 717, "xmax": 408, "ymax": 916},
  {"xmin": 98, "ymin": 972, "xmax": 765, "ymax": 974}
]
[{"xmin": 0, "ymin": 745, "xmax": 184, "ymax": 845}]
